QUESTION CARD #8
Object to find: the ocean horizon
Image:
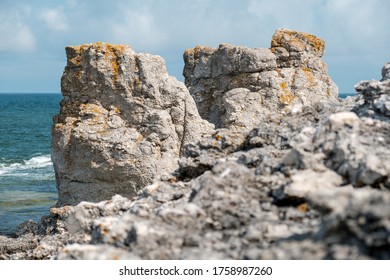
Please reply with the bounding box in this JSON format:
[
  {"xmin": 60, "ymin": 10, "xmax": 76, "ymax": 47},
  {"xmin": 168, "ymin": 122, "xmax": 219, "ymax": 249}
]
[{"xmin": 0, "ymin": 92, "xmax": 356, "ymax": 235}]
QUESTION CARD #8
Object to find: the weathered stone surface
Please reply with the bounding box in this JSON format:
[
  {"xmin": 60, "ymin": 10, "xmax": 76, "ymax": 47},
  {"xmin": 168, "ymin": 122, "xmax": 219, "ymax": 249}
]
[
  {"xmin": 52, "ymin": 43, "xmax": 212, "ymax": 206},
  {"xmin": 353, "ymin": 62, "xmax": 390, "ymax": 120},
  {"xmin": 307, "ymin": 186, "xmax": 390, "ymax": 259},
  {"xmin": 283, "ymin": 169, "xmax": 343, "ymax": 199},
  {"xmin": 184, "ymin": 29, "xmax": 338, "ymax": 129},
  {"xmin": 312, "ymin": 112, "xmax": 390, "ymax": 188}
]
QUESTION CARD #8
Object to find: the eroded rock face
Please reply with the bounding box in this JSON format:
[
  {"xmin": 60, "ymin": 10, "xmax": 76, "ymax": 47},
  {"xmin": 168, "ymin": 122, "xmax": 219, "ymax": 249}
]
[
  {"xmin": 184, "ymin": 29, "xmax": 338, "ymax": 129},
  {"xmin": 52, "ymin": 43, "xmax": 212, "ymax": 206}
]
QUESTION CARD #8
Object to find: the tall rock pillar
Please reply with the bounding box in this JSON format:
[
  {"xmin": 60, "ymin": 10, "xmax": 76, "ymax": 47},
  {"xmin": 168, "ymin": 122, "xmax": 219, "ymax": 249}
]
[{"xmin": 52, "ymin": 43, "xmax": 212, "ymax": 206}]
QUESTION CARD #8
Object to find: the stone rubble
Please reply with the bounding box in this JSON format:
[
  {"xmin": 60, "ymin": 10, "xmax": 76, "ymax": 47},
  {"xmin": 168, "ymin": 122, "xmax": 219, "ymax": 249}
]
[{"xmin": 1, "ymin": 30, "xmax": 389, "ymax": 260}]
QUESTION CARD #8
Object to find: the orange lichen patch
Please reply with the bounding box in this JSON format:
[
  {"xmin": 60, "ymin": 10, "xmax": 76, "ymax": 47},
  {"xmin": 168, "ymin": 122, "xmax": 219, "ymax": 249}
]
[
  {"xmin": 55, "ymin": 116, "xmax": 78, "ymax": 129},
  {"xmin": 96, "ymin": 43, "xmax": 127, "ymax": 82},
  {"xmin": 67, "ymin": 43, "xmax": 129, "ymax": 82},
  {"xmin": 297, "ymin": 203, "xmax": 309, "ymax": 212},
  {"xmin": 215, "ymin": 134, "xmax": 223, "ymax": 141},
  {"xmin": 68, "ymin": 42, "xmax": 127, "ymax": 53},
  {"xmin": 184, "ymin": 45, "xmax": 215, "ymax": 61},
  {"xmin": 274, "ymin": 68, "xmax": 283, "ymax": 77},
  {"xmin": 280, "ymin": 81, "xmax": 288, "ymax": 90},
  {"xmin": 79, "ymin": 103, "xmax": 108, "ymax": 129},
  {"xmin": 110, "ymin": 106, "xmax": 121, "ymax": 114},
  {"xmin": 185, "ymin": 45, "xmax": 214, "ymax": 55},
  {"xmin": 271, "ymin": 29, "xmax": 325, "ymax": 56},
  {"xmin": 54, "ymin": 123, "xmax": 64, "ymax": 129},
  {"xmin": 184, "ymin": 46, "xmax": 199, "ymax": 61},
  {"xmin": 280, "ymin": 92, "xmax": 296, "ymax": 105},
  {"xmin": 136, "ymin": 134, "xmax": 144, "ymax": 145},
  {"xmin": 50, "ymin": 206, "xmax": 73, "ymax": 217},
  {"xmin": 80, "ymin": 103, "xmax": 105, "ymax": 115},
  {"xmin": 69, "ymin": 55, "xmax": 82, "ymax": 67},
  {"xmin": 74, "ymin": 70, "xmax": 82, "ymax": 79},
  {"xmin": 279, "ymin": 81, "xmax": 296, "ymax": 105},
  {"xmin": 301, "ymin": 67, "xmax": 316, "ymax": 87},
  {"xmin": 101, "ymin": 227, "xmax": 110, "ymax": 235},
  {"xmin": 168, "ymin": 176, "xmax": 178, "ymax": 183}
]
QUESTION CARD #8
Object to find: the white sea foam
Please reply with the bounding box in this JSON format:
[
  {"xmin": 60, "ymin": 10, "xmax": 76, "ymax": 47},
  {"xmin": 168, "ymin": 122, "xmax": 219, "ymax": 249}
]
[
  {"xmin": 24, "ymin": 155, "xmax": 53, "ymax": 168},
  {"xmin": 0, "ymin": 154, "xmax": 53, "ymax": 176}
]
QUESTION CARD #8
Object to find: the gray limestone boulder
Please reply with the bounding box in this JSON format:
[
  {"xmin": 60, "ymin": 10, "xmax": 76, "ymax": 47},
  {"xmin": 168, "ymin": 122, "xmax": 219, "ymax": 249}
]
[
  {"xmin": 353, "ymin": 62, "xmax": 390, "ymax": 120},
  {"xmin": 184, "ymin": 29, "xmax": 339, "ymax": 129},
  {"xmin": 52, "ymin": 43, "xmax": 212, "ymax": 206},
  {"xmin": 312, "ymin": 112, "xmax": 390, "ymax": 188}
]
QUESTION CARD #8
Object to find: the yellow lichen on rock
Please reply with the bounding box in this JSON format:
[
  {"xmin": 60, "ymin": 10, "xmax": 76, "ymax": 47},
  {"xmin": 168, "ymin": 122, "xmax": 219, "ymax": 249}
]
[
  {"xmin": 271, "ymin": 29, "xmax": 325, "ymax": 56},
  {"xmin": 184, "ymin": 45, "xmax": 215, "ymax": 58},
  {"xmin": 302, "ymin": 67, "xmax": 317, "ymax": 87},
  {"xmin": 110, "ymin": 106, "xmax": 121, "ymax": 114},
  {"xmin": 66, "ymin": 43, "xmax": 129, "ymax": 82},
  {"xmin": 79, "ymin": 103, "xmax": 107, "ymax": 126},
  {"xmin": 74, "ymin": 70, "xmax": 82, "ymax": 79},
  {"xmin": 279, "ymin": 81, "xmax": 296, "ymax": 105}
]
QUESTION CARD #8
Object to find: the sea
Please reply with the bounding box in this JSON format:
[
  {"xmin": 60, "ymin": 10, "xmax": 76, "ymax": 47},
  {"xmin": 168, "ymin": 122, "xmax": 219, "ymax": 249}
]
[
  {"xmin": 0, "ymin": 92, "xmax": 355, "ymax": 235},
  {"xmin": 0, "ymin": 93, "xmax": 61, "ymax": 235}
]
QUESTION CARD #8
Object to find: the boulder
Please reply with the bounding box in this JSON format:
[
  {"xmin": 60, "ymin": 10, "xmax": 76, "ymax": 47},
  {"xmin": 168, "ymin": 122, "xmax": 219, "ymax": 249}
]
[
  {"xmin": 184, "ymin": 29, "xmax": 338, "ymax": 129},
  {"xmin": 354, "ymin": 62, "xmax": 390, "ymax": 120},
  {"xmin": 52, "ymin": 42, "xmax": 212, "ymax": 206},
  {"xmin": 312, "ymin": 112, "xmax": 390, "ymax": 188}
]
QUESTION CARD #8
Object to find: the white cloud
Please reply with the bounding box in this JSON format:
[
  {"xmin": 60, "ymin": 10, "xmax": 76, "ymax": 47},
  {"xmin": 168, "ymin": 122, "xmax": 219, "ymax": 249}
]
[
  {"xmin": 247, "ymin": 0, "xmax": 390, "ymax": 60},
  {"xmin": 0, "ymin": 6, "xmax": 36, "ymax": 53},
  {"xmin": 109, "ymin": 8, "xmax": 168, "ymax": 51},
  {"xmin": 247, "ymin": 0, "xmax": 320, "ymax": 33},
  {"xmin": 0, "ymin": 0, "xmax": 389, "ymax": 93},
  {"xmin": 40, "ymin": 8, "xmax": 69, "ymax": 32},
  {"xmin": 321, "ymin": 0, "xmax": 389, "ymax": 54}
]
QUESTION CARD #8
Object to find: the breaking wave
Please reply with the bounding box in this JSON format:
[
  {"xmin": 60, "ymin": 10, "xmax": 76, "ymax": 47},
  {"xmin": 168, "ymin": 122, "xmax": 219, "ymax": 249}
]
[{"xmin": 0, "ymin": 154, "xmax": 53, "ymax": 176}]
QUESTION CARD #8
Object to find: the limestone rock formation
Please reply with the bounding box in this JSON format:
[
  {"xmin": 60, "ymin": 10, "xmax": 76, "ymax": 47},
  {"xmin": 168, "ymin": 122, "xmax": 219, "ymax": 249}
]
[
  {"xmin": 184, "ymin": 29, "xmax": 338, "ymax": 129},
  {"xmin": 52, "ymin": 43, "xmax": 212, "ymax": 206}
]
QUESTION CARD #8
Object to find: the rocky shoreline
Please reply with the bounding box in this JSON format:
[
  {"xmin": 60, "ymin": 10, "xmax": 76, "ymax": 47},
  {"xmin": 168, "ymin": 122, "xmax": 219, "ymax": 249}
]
[{"xmin": 1, "ymin": 29, "xmax": 389, "ymax": 259}]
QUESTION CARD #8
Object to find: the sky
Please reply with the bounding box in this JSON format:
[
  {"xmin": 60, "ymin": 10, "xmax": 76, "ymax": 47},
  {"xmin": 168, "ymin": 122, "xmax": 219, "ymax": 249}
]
[{"xmin": 0, "ymin": 0, "xmax": 389, "ymax": 93}]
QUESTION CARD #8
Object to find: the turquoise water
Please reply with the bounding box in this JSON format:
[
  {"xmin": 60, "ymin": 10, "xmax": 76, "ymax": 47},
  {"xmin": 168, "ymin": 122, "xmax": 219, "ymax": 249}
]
[
  {"xmin": 338, "ymin": 93, "xmax": 356, "ymax": 98},
  {"xmin": 0, "ymin": 94, "xmax": 61, "ymax": 235}
]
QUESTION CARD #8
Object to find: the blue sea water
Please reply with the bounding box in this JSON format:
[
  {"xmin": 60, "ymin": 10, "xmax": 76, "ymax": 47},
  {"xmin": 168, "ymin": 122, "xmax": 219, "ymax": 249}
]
[
  {"xmin": 0, "ymin": 93, "xmax": 61, "ymax": 235},
  {"xmin": 338, "ymin": 93, "xmax": 356, "ymax": 98}
]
